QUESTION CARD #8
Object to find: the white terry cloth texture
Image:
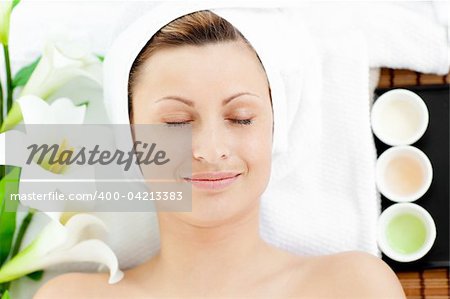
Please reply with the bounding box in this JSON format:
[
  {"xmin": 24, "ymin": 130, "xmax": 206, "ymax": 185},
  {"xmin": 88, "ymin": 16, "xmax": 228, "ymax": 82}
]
[{"xmin": 97, "ymin": 1, "xmax": 449, "ymax": 270}]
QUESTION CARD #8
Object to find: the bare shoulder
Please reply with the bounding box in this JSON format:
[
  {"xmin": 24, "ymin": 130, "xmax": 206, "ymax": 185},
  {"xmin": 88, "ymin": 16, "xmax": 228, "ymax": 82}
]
[
  {"xmin": 329, "ymin": 250, "xmax": 405, "ymax": 297},
  {"xmin": 33, "ymin": 272, "xmax": 111, "ymax": 299},
  {"xmin": 291, "ymin": 251, "xmax": 406, "ymax": 298}
]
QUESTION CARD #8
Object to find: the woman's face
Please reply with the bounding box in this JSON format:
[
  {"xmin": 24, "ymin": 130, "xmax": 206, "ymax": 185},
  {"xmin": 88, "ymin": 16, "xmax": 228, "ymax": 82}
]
[{"xmin": 131, "ymin": 40, "xmax": 273, "ymax": 227}]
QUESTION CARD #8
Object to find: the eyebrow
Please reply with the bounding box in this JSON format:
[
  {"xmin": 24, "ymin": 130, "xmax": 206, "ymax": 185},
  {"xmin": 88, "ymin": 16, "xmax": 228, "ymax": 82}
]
[{"xmin": 154, "ymin": 92, "xmax": 260, "ymax": 107}]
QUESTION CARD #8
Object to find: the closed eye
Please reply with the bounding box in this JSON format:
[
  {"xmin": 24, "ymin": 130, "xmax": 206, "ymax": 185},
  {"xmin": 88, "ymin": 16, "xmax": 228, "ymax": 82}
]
[
  {"xmin": 165, "ymin": 121, "xmax": 191, "ymax": 128},
  {"xmin": 229, "ymin": 119, "xmax": 253, "ymax": 126},
  {"xmin": 165, "ymin": 119, "xmax": 253, "ymax": 127}
]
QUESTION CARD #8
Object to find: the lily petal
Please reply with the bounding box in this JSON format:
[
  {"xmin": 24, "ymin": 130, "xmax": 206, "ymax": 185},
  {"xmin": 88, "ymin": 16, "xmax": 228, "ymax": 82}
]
[
  {"xmin": 48, "ymin": 97, "xmax": 86, "ymax": 124},
  {"xmin": 0, "ymin": 221, "xmax": 66, "ymax": 283},
  {"xmin": 21, "ymin": 41, "xmax": 102, "ymax": 99},
  {"xmin": 43, "ymin": 212, "xmax": 63, "ymax": 224},
  {"xmin": 59, "ymin": 213, "xmax": 108, "ymax": 249},
  {"xmin": 17, "ymin": 95, "xmax": 50, "ymax": 125},
  {"xmin": 40, "ymin": 239, "xmax": 124, "ymax": 284},
  {"xmin": 17, "ymin": 162, "xmax": 97, "ymax": 218},
  {"xmin": 54, "ymin": 39, "xmax": 91, "ymax": 61},
  {"xmin": 17, "ymin": 95, "xmax": 86, "ymax": 125},
  {"xmin": 0, "ymin": 214, "xmax": 121, "ymax": 284},
  {"xmin": 0, "ymin": 130, "xmax": 28, "ymax": 167}
]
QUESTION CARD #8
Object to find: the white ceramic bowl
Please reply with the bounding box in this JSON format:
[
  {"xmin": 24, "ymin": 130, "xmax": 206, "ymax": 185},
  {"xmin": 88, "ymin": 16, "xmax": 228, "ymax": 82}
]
[
  {"xmin": 371, "ymin": 89, "xmax": 429, "ymax": 146},
  {"xmin": 376, "ymin": 146, "xmax": 433, "ymax": 202},
  {"xmin": 377, "ymin": 203, "xmax": 436, "ymax": 262}
]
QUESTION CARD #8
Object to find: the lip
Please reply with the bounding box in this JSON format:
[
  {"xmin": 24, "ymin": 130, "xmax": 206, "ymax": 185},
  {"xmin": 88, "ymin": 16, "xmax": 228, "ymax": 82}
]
[{"xmin": 183, "ymin": 172, "xmax": 241, "ymax": 190}]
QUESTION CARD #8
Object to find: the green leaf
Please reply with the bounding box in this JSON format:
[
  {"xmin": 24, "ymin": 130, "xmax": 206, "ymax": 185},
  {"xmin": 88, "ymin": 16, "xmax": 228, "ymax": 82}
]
[
  {"xmin": 1, "ymin": 290, "xmax": 10, "ymax": 299},
  {"xmin": 95, "ymin": 54, "xmax": 104, "ymax": 62},
  {"xmin": 0, "ymin": 167, "xmax": 21, "ymax": 268},
  {"xmin": 12, "ymin": 0, "xmax": 21, "ymax": 9},
  {"xmin": 26, "ymin": 270, "xmax": 44, "ymax": 281},
  {"xmin": 12, "ymin": 56, "xmax": 41, "ymax": 89},
  {"xmin": 76, "ymin": 100, "xmax": 89, "ymax": 107}
]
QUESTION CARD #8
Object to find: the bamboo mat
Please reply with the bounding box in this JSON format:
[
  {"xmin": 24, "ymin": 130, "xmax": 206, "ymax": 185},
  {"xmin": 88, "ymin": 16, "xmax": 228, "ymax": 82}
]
[
  {"xmin": 397, "ymin": 269, "xmax": 449, "ymax": 299},
  {"xmin": 378, "ymin": 68, "xmax": 450, "ymax": 88},
  {"xmin": 376, "ymin": 68, "xmax": 450, "ymax": 299}
]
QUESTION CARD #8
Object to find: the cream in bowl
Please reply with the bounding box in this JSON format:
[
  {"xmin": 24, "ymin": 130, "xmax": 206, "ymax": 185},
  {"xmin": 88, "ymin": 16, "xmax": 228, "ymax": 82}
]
[
  {"xmin": 371, "ymin": 89, "xmax": 429, "ymax": 146},
  {"xmin": 376, "ymin": 146, "xmax": 432, "ymax": 202},
  {"xmin": 377, "ymin": 203, "xmax": 436, "ymax": 262}
]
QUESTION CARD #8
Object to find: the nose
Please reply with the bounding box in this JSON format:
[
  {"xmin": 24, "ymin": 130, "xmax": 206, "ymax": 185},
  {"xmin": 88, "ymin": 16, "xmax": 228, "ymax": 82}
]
[{"xmin": 192, "ymin": 122, "xmax": 230, "ymax": 163}]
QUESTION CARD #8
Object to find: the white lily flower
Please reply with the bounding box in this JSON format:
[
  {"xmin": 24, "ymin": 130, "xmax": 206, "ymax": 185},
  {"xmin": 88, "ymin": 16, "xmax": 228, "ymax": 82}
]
[
  {"xmin": 0, "ymin": 213, "xmax": 124, "ymax": 284},
  {"xmin": 0, "ymin": 0, "xmax": 12, "ymax": 45},
  {"xmin": 19, "ymin": 95, "xmax": 85, "ymax": 125},
  {"xmin": 1, "ymin": 40, "xmax": 103, "ymax": 132},
  {"xmin": 0, "ymin": 96, "xmax": 123, "ymax": 284},
  {"xmin": 0, "ymin": 96, "xmax": 97, "ymax": 218},
  {"xmin": 20, "ymin": 40, "xmax": 102, "ymax": 99}
]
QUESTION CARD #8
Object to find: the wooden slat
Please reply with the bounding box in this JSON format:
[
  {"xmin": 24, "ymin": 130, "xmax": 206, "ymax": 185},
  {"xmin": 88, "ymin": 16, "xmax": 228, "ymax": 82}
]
[
  {"xmin": 393, "ymin": 69, "xmax": 418, "ymax": 86},
  {"xmin": 420, "ymin": 73, "xmax": 446, "ymax": 85},
  {"xmin": 379, "ymin": 68, "xmax": 392, "ymax": 88},
  {"xmin": 398, "ymin": 272, "xmax": 422, "ymax": 279},
  {"xmin": 424, "ymin": 288, "xmax": 449, "ymax": 296},
  {"xmin": 423, "ymin": 269, "xmax": 449, "ymax": 279}
]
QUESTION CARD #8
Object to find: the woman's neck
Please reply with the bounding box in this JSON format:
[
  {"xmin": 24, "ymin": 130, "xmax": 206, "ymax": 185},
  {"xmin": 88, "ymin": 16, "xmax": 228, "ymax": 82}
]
[{"xmin": 152, "ymin": 201, "xmax": 272, "ymax": 292}]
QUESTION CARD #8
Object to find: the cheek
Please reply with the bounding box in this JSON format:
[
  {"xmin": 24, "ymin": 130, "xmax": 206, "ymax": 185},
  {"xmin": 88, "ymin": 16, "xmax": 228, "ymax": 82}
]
[
  {"xmin": 236, "ymin": 120, "xmax": 273, "ymax": 180},
  {"xmin": 236, "ymin": 137, "xmax": 272, "ymax": 203}
]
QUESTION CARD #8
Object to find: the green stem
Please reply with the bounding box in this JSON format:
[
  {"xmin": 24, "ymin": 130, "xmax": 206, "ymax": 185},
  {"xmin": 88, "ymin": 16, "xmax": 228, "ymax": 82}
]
[
  {"xmin": 2, "ymin": 45, "xmax": 12, "ymax": 114},
  {"xmin": 1, "ymin": 209, "xmax": 35, "ymax": 291},
  {"xmin": 0, "ymin": 72, "xmax": 3, "ymax": 129},
  {"xmin": 10, "ymin": 210, "xmax": 35, "ymax": 258}
]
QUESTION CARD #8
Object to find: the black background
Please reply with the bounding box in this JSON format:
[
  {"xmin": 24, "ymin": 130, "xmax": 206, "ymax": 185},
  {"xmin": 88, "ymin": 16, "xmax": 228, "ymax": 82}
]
[{"xmin": 374, "ymin": 85, "xmax": 449, "ymax": 272}]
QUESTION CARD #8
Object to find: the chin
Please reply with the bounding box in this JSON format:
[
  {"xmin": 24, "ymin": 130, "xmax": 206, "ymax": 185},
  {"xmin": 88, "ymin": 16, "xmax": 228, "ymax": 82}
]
[
  {"xmin": 164, "ymin": 169, "xmax": 271, "ymax": 227},
  {"xmin": 175, "ymin": 189, "xmax": 259, "ymax": 228}
]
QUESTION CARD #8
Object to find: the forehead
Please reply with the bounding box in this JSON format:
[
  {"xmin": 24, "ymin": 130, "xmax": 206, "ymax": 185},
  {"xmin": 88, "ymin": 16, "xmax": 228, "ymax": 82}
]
[{"xmin": 133, "ymin": 40, "xmax": 269, "ymax": 99}]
